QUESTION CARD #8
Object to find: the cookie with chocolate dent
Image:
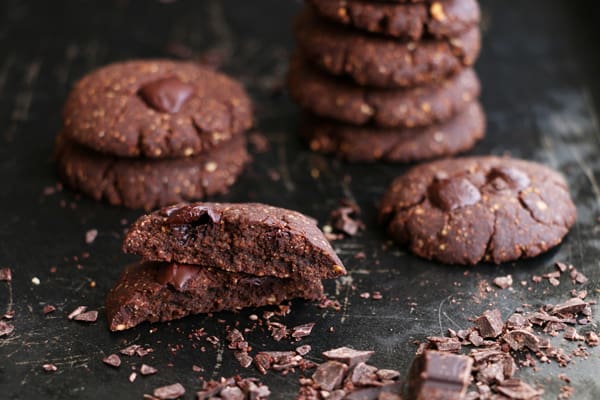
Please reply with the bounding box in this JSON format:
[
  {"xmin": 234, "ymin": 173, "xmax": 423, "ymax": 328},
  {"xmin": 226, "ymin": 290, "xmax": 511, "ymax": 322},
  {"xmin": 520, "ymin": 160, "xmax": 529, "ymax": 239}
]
[
  {"xmin": 303, "ymin": 101, "xmax": 484, "ymax": 163},
  {"xmin": 123, "ymin": 202, "xmax": 346, "ymax": 279},
  {"xmin": 308, "ymin": 0, "xmax": 480, "ymax": 39},
  {"xmin": 106, "ymin": 262, "xmax": 324, "ymax": 331},
  {"xmin": 379, "ymin": 157, "xmax": 576, "ymax": 264},
  {"xmin": 55, "ymin": 133, "xmax": 249, "ymax": 210},
  {"xmin": 63, "ymin": 59, "xmax": 253, "ymax": 158},
  {"xmin": 295, "ymin": 9, "xmax": 480, "ymax": 88},
  {"xmin": 288, "ymin": 55, "xmax": 479, "ymax": 128}
]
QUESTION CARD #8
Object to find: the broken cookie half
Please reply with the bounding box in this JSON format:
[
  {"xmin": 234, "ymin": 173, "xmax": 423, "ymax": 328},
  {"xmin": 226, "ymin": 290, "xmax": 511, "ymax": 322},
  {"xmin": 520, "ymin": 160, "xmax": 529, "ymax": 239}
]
[{"xmin": 108, "ymin": 202, "xmax": 346, "ymax": 331}]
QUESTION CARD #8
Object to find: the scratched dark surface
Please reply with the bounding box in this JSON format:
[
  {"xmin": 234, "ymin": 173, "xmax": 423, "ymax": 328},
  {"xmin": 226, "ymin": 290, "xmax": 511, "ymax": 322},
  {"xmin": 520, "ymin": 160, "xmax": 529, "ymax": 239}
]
[{"xmin": 1, "ymin": 0, "xmax": 600, "ymax": 399}]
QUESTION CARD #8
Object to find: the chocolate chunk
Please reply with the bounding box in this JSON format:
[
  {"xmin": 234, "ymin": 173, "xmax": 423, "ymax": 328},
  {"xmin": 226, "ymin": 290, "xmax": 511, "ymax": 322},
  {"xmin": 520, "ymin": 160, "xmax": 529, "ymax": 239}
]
[
  {"xmin": 67, "ymin": 306, "xmax": 87, "ymax": 320},
  {"xmin": 0, "ymin": 268, "xmax": 12, "ymax": 281},
  {"xmin": 124, "ymin": 202, "xmax": 346, "ymax": 279},
  {"xmin": 43, "ymin": 305, "xmax": 56, "ymax": 314},
  {"xmin": 428, "ymin": 177, "xmax": 481, "ymax": 211},
  {"xmin": 349, "ymin": 362, "xmax": 378, "ymax": 386},
  {"xmin": 563, "ymin": 327, "xmax": 584, "ymax": 341},
  {"xmin": 585, "ymin": 331, "xmax": 599, "ymax": 346},
  {"xmin": 426, "ymin": 336, "xmax": 461, "ymax": 352},
  {"xmin": 220, "ymin": 386, "xmax": 244, "ymax": 400},
  {"xmin": 103, "ymin": 354, "xmax": 121, "ymax": 368},
  {"xmin": 163, "ymin": 204, "xmax": 221, "ymax": 225},
  {"xmin": 552, "ymin": 298, "xmax": 587, "ymax": 316},
  {"xmin": 73, "ymin": 310, "xmax": 98, "ymax": 322},
  {"xmin": 329, "ymin": 200, "xmax": 364, "ymax": 236},
  {"xmin": 234, "ymin": 352, "xmax": 253, "ymax": 368},
  {"xmin": 312, "ymin": 361, "xmax": 348, "ymax": 391},
  {"xmin": 153, "ymin": 383, "xmax": 185, "ymax": 399},
  {"xmin": 106, "ymin": 262, "xmax": 323, "ymax": 331},
  {"xmin": 377, "ymin": 369, "xmax": 401, "ymax": 381},
  {"xmin": 408, "ymin": 350, "xmax": 473, "ymax": 400},
  {"xmin": 291, "ymin": 322, "xmax": 316, "ymax": 339},
  {"xmin": 85, "ymin": 229, "xmax": 98, "ymax": 244},
  {"xmin": 506, "ymin": 313, "xmax": 530, "ymax": 330},
  {"xmin": 296, "ymin": 345, "xmax": 311, "ymax": 356},
  {"xmin": 138, "ymin": 77, "xmax": 193, "ymax": 114},
  {"xmin": 503, "ymin": 330, "xmax": 540, "ymax": 351},
  {"xmin": 494, "ymin": 379, "xmax": 544, "ymax": 399},
  {"xmin": 488, "ymin": 167, "xmax": 530, "ymax": 191},
  {"xmin": 42, "ymin": 364, "xmax": 58, "ymax": 372},
  {"xmin": 474, "ymin": 309, "xmax": 504, "ymax": 338},
  {"xmin": 323, "ymin": 347, "xmax": 375, "ymax": 367},
  {"xmin": 140, "ymin": 364, "xmax": 158, "ymax": 375}
]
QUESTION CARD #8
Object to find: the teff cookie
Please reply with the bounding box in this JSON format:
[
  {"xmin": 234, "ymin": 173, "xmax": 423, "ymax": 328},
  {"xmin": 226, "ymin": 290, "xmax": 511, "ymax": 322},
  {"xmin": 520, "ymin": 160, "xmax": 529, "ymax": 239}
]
[
  {"xmin": 63, "ymin": 59, "xmax": 253, "ymax": 158},
  {"xmin": 288, "ymin": 54, "xmax": 480, "ymax": 128},
  {"xmin": 307, "ymin": 0, "xmax": 480, "ymax": 39},
  {"xmin": 303, "ymin": 102, "xmax": 484, "ymax": 163},
  {"xmin": 55, "ymin": 133, "xmax": 249, "ymax": 210},
  {"xmin": 379, "ymin": 157, "xmax": 576, "ymax": 264},
  {"xmin": 295, "ymin": 9, "xmax": 480, "ymax": 88},
  {"xmin": 123, "ymin": 202, "xmax": 347, "ymax": 279}
]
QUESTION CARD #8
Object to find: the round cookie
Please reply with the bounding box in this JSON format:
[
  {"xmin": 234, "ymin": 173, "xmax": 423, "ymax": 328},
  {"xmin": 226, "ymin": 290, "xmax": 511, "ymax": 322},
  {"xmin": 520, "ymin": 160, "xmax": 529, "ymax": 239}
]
[
  {"xmin": 379, "ymin": 157, "xmax": 577, "ymax": 265},
  {"xmin": 63, "ymin": 60, "xmax": 253, "ymax": 158},
  {"xmin": 307, "ymin": 0, "xmax": 480, "ymax": 40},
  {"xmin": 288, "ymin": 54, "xmax": 480, "ymax": 128},
  {"xmin": 55, "ymin": 133, "xmax": 249, "ymax": 210},
  {"xmin": 295, "ymin": 9, "xmax": 480, "ymax": 88},
  {"xmin": 303, "ymin": 101, "xmax": 484, "ymax": 163}
]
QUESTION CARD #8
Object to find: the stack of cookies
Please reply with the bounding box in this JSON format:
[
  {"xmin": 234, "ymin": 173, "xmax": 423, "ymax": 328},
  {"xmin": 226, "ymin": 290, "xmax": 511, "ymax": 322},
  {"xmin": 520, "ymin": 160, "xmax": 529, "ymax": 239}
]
[
  {"xmin": 105, "ymin": 202, "xmax": 347, "ymax": 331},
  {"xmin": 55, "ymin": 60, "xmax": 253, "ymax": 210},
  {"xmin": 288, "ymin": 0, "xmax": 484, "ymax": 163}
]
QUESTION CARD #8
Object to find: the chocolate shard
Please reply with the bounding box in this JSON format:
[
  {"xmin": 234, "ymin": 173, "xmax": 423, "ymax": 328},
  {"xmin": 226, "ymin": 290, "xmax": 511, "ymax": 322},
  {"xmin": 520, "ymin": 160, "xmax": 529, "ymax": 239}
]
[
  {"xmin": 102, "ymin": 354, "xmax": 121, "ymax": 368},
  {"xmin": 408, "ymin": 350, "xmax": 473, "ymax": 400},
  {"xmin": 348, "ymin": 362, "xmax": 378, "ymax": 386},
  {"xmin": 551, "ymin": 298, "xmax": 587, "ymax": 316},
  {"xmin": 123, "ymin": 202, "xmax": 346, "ymax": 279},
  {"xmin": 105, "ymin": 262, "xmax": 323, "ymax": 331},
  {"xmin": 153, "ymin": 383, "xmax": 185, "ymax": 399},
  {"xmin": 322, "ymin": 347, "xmax": 374, "ymax": 367},
  {"xmin": 474, "ymin": 309, "xmax": 504, "ymax": 338},
  {"xmin": 503, "ymin": 330, "xmax": 540, "ymax": 352},
  {"xmin": 140, "ymin": 364, "xmax": 158, "ymax": 375},
  {"xmin": 312, "ymin": 361, "xmax": 348, "ymax": 391},
  {"xmin": 0, "ymin": 321, "xmax": 15, "ymax": 337},
  {"xmin": 494, "ymin": 378, "xmax": 544, "ymax": 400},
  {"xmin": 426, "ymin": 336, "xmax": 462, "ymax": 353}
]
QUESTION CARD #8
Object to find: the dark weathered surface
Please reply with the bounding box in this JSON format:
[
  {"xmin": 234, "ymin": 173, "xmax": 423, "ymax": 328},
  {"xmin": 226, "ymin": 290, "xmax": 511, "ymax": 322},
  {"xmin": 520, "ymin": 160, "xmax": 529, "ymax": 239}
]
[{"xmin": 1, "ymin": 1, "xmax": 600, "ymax": 399}]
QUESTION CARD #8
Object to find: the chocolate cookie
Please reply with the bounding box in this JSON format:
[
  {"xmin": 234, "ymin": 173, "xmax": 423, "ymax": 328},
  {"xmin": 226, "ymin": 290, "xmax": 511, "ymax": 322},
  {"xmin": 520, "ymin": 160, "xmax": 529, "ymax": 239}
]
[
  {"xmin": 55, "ymin": 133, "xmax": 249, "ymax": 210},
  {"xmin": 288, "ymin": 55, "xmax": 480, "ymax": 128},
  {"xmin": 63, "ymin": 60, "xmax": 253, "ymax": 158},
  {"xmin": 303, "ymin": 101, "xmax": 484, "ymax": 163},
  {"xmin": 106, "ymin": 262, "xmax": 324, "ymax": 331},
  {"xmin": 308, "ymin": 0, "xmax": 480, "ymax": 40},
  {"xmin": 295, "ymin": 9, "xmax": 480, "ymax": 88},
  {"xmin": 379, "ymin": 157, "xmax": 577, "ymax": 264},
  {"xmin": 123, "ymin": 202, "xmax": 346, "ymax": 279}
]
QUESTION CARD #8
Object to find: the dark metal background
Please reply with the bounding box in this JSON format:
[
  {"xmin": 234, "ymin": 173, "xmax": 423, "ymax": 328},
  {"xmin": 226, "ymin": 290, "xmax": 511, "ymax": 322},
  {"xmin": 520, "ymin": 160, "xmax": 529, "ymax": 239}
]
[{"xmin": 1, "ymin": 1, "xmax": 599, "ymax": 398}]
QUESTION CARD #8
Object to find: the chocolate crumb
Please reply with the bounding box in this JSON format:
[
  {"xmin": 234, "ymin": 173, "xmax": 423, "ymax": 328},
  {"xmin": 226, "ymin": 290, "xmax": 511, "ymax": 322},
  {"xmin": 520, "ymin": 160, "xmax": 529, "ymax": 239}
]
[
  {"xmin": 494, "ymin": 378, "xmax": 544, "ymax": 399},
  {"xmin": 140, "ymin": 364, "xmax": 158, "ymax": 376},
  {"xmin": 323, "ymin": 347, "xmax": 374, "ymax": 367},
  {"xmin": 42, "ymin": 364, "xmax": 58, "ymax": 372},
  {"xmin": 296, "ymin": 345, "xmax": 311, "ymax": 356},
  {"xmin": 153, "ymin": 383, "xmax": 185, "ymax": 399},
  {"xmin": 43, "ymin": 305, "xmax": 56, "ymax": 314},
  {"xmin": 103, "ymin": 354, "xmax": 121, "ymax": 368},
  {"xmin": 493, "ymin": 275, "xmax": 513, "ymax": 289},
  {"xmin": 85, "ymin": 229, "xmax": 98, "ymax": 244},
  {"xmin": 129, "ymin": 372, "xmax": 137, "ymax": 383},
  {"xmin": 67, "ymin": 306, "xmax": 87, "ymax": 320},
  {"xmin": 0, "ymin": 268, "xmax": 12, "ymax": 281},
  {"xmin": 234, "ymin": 351, "xmax": 253, "ymax": 368},
  {"xmin": 292, "ymin": 323, "xmax": 315, "ymax": 339},
  {"xmin": 328, "ymin": 199, "xmax": 364, "ymax": 237},
  {"xmin": 585, "ymin": 331, "xmax": 599, "ymax": 346},
  {"xmin": 73, "ymin": 310, "xmax": 98, "ymax": 322}
]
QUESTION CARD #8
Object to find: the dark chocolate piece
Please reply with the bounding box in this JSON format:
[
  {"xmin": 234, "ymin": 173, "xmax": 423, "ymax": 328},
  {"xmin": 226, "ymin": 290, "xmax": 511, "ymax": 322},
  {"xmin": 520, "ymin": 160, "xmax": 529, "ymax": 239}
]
[
  {"xmin": 105, "ymin": 262, "xmax": 324, "ymax": 331},
  {"xmin": 153, "ymin": 383, "xmax": 185, "ymax": 400},
  {"xmin": 123, "ymin": 202, "xmax": 346, "ymax": 279},
  {"xmin": 312, "ymin": 361, "xmax": 348, "ymax": 391},
  {"xmin": 474, "ymin": 309, "xmax": 504, "ymax": 338},
  {"xmin": 323, "ymin": 347, "xmax": 375, "ymax": 367},
  {"xmin": 408, "ymin": 350, "xmax": 472, "ymax": 400},
  {"xmin": 103, "ymin": 354, "xmax": 121, "ymax": 368},
  {"xmin": 138, "ymin": 77, "xmax": 193, "ymax": 114}
]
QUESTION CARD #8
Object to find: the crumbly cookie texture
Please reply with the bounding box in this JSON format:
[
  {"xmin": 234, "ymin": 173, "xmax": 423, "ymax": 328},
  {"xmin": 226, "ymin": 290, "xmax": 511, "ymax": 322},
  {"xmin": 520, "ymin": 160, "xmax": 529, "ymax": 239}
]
[
  {"xmin": 303, "ymin": 101, "xmax": 484, "ymax": 163},
  {"xmin": 62, "ymin": 59, "xmax": 253, "ymax": 158},
  {"xmin": 295, "ymin": 9, "xmax": 480, "ymax": 88},
  {"xmin": 288, "ymin": 54, "xmax": 480, "ymax": 128},
  {"xmin": 123, "ymin": 202, "xmax": 347, "ymax": 279},
  {"xmin": 106, "ymin": 261, "xmax": 324, "ymax": 331},
  {"xmin": 379, "ymin": 157, "xmax": 576, "ymax": 264},
  {"xmin": 55, "ymin": 133, "xmax": 249, "ymax": 210},
  {"xmin": 308, "ymin": 0, "xmax": 480, "ymax": 39}
]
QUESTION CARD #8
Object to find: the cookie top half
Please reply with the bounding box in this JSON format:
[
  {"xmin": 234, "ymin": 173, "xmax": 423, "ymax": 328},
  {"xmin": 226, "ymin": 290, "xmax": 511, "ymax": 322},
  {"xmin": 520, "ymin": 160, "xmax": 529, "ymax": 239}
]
[
  {"xmin": 62, "ymin": 59, "xmax": 253, "ymax": 158},
  {"xmin": 379, "ymin": 157, "xmax": 576, "ymax": 265}
]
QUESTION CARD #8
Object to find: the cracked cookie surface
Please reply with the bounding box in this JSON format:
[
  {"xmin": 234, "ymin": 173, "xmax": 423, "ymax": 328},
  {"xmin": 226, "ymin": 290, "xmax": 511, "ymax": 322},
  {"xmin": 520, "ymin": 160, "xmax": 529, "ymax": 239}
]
[
  {"xmin": 62, "ymin": 59, "xmax": 253, "ymax": 158},
  {"xmin": 288, "ymin": 54, "xmax": 479, "ymax": 128},
  {"xmin": 123, "ymin": 202, "xmax": 346, "ymax": 279},
  {"xmin": 295, "ymin": 9, "xmax": 480, "ymax": 88},
  {"xmin": 307, "ymin": 0, "xmax": 480, "ymax": 40},
  {"xmin": 55, "ymin": 132, "xmax": 249, "ymax": 210},
  {"xmin": 379, "ymin": 157, "xmax": 576, "ymax": 265},
  {"xmin": 302, "ymin": 101, "xmax": 484, "ymax": 163}
]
